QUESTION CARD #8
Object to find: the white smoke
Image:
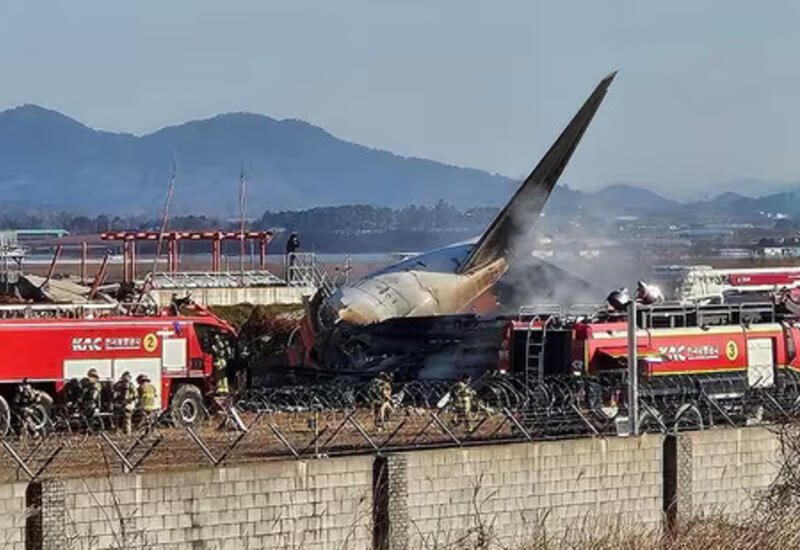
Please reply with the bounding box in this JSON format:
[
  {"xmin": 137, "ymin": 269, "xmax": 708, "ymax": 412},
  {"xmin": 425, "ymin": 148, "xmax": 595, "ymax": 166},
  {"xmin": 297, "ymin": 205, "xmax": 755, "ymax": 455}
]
[{"xmin": 498, "ymin": 210, "xmax": 652, "ymax": 312}]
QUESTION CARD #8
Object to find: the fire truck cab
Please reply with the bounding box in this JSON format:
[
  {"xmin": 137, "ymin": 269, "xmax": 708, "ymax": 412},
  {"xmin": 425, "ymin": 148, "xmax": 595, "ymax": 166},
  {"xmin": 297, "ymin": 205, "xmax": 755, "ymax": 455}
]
[{"xmin": 0, "ymin": 305, "xmax": 238, "ymax": 435}]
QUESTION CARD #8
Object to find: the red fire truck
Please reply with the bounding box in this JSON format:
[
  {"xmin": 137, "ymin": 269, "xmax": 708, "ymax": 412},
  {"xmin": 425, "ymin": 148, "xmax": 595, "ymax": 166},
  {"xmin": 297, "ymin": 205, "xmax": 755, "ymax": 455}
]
[
  {"xmin": 502, "ymin": 302, "xmax": 800, "ymax": 394},
  {"xmin": 0, "ymin": 304, "xmax": 237, "ymax": 435}
]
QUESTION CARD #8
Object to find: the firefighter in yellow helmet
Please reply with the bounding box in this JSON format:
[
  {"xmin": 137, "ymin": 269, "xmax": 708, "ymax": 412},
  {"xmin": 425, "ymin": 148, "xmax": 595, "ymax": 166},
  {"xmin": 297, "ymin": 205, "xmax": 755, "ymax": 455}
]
[
  {"xmin": 451, "ymin": 374, "xmax": 476, "ymax": 426},
  {"xmin": 136, "ymin": 374, "xmax": 159, "ymax": 428}
]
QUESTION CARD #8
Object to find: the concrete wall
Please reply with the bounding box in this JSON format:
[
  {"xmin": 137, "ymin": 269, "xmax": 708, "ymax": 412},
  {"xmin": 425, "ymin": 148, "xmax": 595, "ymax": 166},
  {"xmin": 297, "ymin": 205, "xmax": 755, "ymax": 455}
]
[
  {"xmin": 0, "ymin": 426, "xmax": 787, "ymax": 549},
  {"xmin": 0, "ymin": 482, "xmax": 26, "ymax": 550},
  {"xmin": 150, "ymin": 286, "xmax": 314, "ymax": 307},
  {"xmin": 48, "ymin": 457, "xmax": 373, "ymax": 550},
  {"xmin": 673, "ymin": 427, "xmax": 782, "ymax": 518},
  {"xmin": 388, "ymin": 436, "xmax": 664, "ymax": 548}
]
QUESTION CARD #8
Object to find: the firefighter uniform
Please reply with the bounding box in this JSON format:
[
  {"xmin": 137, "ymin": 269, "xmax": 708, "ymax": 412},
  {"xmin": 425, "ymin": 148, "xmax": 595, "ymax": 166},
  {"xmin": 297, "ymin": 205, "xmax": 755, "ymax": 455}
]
[
  {"xmin": 137, "ymin": 375, "xmax": 159, "ymax": 427},
  {"xmin": 13, "ymin": 379, "xmax": 54, "ymax": 437},
  {"xmin": 212, "ymin": 335, "xmax": 230, "ymax": 395},
  {"xmin": 451, "ymin": 376, "xmax": 476, "ymax": 425},
  {"xmin": 14, "ymin": 379, "xmax": 38, "ymax": 410},
  {"xmin": 13, "ymin": 378, "xmax": 41, "ymax": 434},
  {"xmin": 369, "ymin": 373, "xmax": 394, "ymax": 428},
  {"xmin": 82, "ymin": 369, "xmax": 103, "ymax": 414},
  {"xmin": 113, "ymin": 372, "xmax": 137, "ymax": 435}
]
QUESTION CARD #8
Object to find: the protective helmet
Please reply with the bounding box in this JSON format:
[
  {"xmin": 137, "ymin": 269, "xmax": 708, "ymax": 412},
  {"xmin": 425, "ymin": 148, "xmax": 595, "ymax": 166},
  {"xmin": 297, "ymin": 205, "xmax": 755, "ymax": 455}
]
[
  {"xmin": 136, "ymin": 374, "xmax": 147, "ymax": 384},
  {"xmin": 121, "ymin": 371, "xmax": 131, "ymax": 380},
  {"xmin": 87, "ymin": 368, "xmax": 99, "ymax": 379}
]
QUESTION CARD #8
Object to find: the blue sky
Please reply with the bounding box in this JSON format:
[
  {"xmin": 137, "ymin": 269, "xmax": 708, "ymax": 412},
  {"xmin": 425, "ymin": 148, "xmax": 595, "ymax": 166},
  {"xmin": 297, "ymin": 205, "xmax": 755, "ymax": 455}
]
[{"xmin": 1, "ymin": 1, "xmax": 799, "ymax": 199}]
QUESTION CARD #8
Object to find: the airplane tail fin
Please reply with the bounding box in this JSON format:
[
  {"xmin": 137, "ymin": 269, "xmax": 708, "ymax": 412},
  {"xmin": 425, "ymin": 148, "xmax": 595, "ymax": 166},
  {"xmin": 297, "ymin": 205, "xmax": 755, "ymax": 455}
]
[{"xmin": 457, "ymin": 71, "xmax": 616, "ymax": 274}]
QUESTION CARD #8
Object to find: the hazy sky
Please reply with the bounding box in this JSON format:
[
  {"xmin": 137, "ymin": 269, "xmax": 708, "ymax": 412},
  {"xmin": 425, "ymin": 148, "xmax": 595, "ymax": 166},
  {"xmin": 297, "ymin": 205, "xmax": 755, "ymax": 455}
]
[{"xmin": 2, "ymin": 1, "xmax": 800, "ymax": 199}]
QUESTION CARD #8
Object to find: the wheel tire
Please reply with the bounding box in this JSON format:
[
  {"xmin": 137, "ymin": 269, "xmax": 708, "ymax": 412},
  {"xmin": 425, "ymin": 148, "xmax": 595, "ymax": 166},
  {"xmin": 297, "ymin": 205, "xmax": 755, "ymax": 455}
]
[
  {"xmin": 170, "ymin": 385, "xmax": 206, "ymax": 427},
  {"xmin": 0, "ymin": 396, "xmax": 9, "ymax": 437},
  {"xmin": 28, "ymin": 403, "xmax": 50, "ymax": 433}
]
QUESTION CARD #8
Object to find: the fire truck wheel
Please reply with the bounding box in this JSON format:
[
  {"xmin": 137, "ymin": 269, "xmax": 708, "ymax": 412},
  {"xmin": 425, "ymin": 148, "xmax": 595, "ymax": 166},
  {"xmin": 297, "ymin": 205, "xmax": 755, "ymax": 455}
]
[
  {"xmin": 0, "ymin": 396, "xmax": 9, "ymax": 437},
  {"xmin": 27, "ymin": 404, "xmax": 50, "ymax": 433},
  {"xmin": 171, "ymin": 385, "xmax": 206, "ymax": 427}
]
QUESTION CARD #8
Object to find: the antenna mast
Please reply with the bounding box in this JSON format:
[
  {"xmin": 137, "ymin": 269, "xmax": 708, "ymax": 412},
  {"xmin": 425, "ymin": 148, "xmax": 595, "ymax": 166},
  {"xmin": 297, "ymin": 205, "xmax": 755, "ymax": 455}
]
[{"xmin": 152, "ymin": 161, "xmax": 176, "ymax": 278}]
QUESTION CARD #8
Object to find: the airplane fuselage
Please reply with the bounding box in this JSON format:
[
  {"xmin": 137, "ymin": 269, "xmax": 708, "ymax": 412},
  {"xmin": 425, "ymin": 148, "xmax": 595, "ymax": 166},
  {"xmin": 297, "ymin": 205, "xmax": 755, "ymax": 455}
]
[{"xmin": 318, "ymin": 243, "xmax": 507, "ymax": 327}]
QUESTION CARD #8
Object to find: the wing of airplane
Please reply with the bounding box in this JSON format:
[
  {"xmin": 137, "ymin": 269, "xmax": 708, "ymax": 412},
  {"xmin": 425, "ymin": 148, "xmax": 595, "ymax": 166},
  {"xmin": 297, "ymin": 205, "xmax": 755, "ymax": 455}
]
[{"xmin": 456, "ymin": 71, "xmax": 617, "ymax": 274}]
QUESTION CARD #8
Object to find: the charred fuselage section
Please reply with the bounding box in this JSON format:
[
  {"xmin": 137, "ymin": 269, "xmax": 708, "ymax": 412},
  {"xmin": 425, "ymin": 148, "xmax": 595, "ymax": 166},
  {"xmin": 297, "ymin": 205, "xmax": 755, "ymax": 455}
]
[{"xmin": 316, "ymin": 314, "xmax": 507, "ymax": 380}]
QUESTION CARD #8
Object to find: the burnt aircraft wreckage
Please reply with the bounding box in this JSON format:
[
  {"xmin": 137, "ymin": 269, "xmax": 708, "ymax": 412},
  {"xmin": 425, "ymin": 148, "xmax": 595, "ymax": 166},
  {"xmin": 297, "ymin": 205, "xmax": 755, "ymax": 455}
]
[{"xmin": 306, "ymin": 72, "xmax": 617, "ymax": 377}]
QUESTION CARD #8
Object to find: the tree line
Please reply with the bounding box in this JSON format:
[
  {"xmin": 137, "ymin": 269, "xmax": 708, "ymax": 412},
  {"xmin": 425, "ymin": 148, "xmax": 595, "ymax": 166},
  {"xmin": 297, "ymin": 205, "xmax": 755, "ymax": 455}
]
[
  {"xmin": 0, "ymin": 202, "xmax": 499, "ymax": 252},
  {"xmin": 0, "ymin": 201, "xmax": 497, "ymax": 235}
]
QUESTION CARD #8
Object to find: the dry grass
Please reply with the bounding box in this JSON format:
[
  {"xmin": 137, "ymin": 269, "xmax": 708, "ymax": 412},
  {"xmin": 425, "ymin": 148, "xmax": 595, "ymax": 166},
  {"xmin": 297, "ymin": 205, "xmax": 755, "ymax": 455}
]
[{"xmin": 515, "ymin": 512, "xmax": 800, "ymax": 550}]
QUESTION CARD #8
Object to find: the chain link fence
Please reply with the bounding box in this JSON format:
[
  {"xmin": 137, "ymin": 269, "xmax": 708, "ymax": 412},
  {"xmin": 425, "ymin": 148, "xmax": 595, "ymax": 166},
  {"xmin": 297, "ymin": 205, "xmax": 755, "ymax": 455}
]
[{"xmin": 1, "ymin": 372, "xmax": 799, "ymax": 482}]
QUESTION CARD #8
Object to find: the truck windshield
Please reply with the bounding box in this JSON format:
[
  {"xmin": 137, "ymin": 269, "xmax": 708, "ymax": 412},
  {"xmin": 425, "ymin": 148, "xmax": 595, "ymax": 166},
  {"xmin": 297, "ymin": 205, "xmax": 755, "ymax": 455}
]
[{"xmin": 195, "ymin": 324, "xmax": 236, "ymax": 355}]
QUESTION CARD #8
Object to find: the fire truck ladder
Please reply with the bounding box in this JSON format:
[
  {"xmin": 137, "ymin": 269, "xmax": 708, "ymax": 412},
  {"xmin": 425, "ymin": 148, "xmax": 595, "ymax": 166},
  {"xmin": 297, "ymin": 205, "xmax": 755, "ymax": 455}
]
[
  {"xmin": 519, "ymin": 305, "xmax": 562, "ymax": 387},
  {"xmin": 636, "ymin": 301, "xmax": 775, "ymax": 329},
  {"xmin": 0, "ymin": 302, "xmax": 125, "ymax": 319}
]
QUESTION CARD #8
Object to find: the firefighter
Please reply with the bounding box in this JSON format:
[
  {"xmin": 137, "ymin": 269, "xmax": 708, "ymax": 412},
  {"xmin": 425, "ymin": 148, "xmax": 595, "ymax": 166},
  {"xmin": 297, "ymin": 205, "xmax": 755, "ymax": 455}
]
[
  {"xmin": 212, "ymin": 334, "xmax": 230, "ymax": 396},
  {"xmin": 113, "ymin": 371, "xmax": 137, "ymax": 435},
  {"xmin": 136, "ymin": 374, "xmax": 159, "ymax": 428},
  {"xmin": 13, "ymin": 378, "xmax": 46, "ymax": 436},
  {"xmin": 286, "ymin": 232, "xmax": 300, "ymax": 255},
  {"xmin": 451, "ymin": 374, "xmax": 476, "ymax": 426},
  {"xmin": 13, "ymin": 378, "xmax": 37, "ymax": 410},
  {"xmin": 63, "ymin": 378, "xmax": 83, "ymax": 415},
  {"xmin": 369, "ymin": 372, "xmax": 394, "ymax": 429},
  {"xmin": 81, "ymin": 368, "xmax": 103, "ymax": 415}
]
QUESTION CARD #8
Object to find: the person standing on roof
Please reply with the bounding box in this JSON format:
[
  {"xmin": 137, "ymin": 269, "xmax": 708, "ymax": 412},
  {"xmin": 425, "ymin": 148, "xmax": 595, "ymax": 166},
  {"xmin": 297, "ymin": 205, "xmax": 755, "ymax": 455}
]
[{"xmin": 285, "ymin": 232, "xmax": 300, "ymax": 282}]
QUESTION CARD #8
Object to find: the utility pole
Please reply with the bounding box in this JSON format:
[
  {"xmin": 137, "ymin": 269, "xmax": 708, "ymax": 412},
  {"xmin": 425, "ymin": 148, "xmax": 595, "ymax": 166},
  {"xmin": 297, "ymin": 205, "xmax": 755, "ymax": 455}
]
[
  {"xmin": 239, "ymin": 165, "xmax": 246, "ymax": 284},
  {"xmin": 627, "ymin": 300, "xmax": 639, "ymax": 435}
]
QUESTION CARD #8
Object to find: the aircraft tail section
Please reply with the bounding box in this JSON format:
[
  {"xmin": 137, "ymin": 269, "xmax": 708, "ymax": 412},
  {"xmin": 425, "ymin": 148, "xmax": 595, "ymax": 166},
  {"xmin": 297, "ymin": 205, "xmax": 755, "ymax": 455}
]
[{"xmin": 457, "ymin": 71, "xmax": 616, "ymax": 274}]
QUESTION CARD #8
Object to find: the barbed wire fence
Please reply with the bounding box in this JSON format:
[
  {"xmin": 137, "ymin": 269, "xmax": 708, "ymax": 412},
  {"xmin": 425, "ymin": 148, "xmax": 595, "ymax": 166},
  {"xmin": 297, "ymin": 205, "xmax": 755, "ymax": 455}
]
[{"xmin": 2, "ymin": 373, "xmax": 800, "ymax": 483}]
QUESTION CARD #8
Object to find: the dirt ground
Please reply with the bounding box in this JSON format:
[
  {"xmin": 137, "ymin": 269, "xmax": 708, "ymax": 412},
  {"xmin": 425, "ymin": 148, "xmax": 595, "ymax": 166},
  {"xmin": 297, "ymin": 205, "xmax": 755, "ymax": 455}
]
[{"xmin": 0, "ymin": 408, "xmax": 518, "ymax": 482}]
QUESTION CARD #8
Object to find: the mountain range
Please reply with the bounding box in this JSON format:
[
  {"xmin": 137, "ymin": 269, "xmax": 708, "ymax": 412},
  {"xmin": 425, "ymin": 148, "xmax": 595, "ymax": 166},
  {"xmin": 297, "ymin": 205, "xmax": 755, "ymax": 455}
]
[
  {"xmin": 0, "ymin": 104, "xmax": 516, "ymax": 215},
  {"xmin": 2, "ymin": 103, "xmax": 800, "ymax": 221}
]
